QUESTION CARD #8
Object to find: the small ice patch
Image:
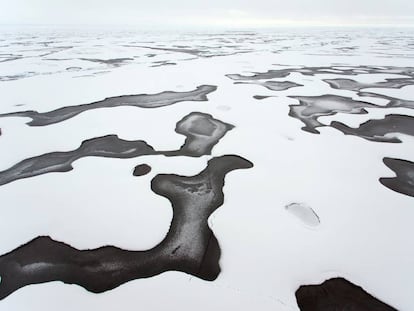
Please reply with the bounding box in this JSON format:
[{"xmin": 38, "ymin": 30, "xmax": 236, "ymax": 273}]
[{"xmin": 285, "ymin": 203, "xmax": 320, "ymax": 227}]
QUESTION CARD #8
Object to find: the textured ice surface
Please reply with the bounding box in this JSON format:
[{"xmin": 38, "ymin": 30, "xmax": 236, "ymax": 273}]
[
  {"xmin": 380, "ymin": 157, "xmax": 414, "ymax": 197},
  {"xmin": 235, "ymin": 80, "xmax": 303, "ymax": 91},
  {"xmin": 0, "ymin": 155, "xmax": 253, "ymax": 299},
  {"xmin": 0, "ymin": 112, "xmax": 233, "ymax": 185},
  {"xmin": 132, "ymin": 164, "xmax": 152, "ymax": 176},
  {"xmin": 296, "ymin": 278, "xmax": 397, "ymax": 310},
  {"xmin": 227, "ymin": 65, "xmax": 414, "ymax": 81},
  {"xmin": 331, "ymin": 114, "xmax": 414, "ymax": 143},
  {"xmin": 324, "ymin": 77, "xmax": 414, "ymax": 92},
  {"xmin": 288, "ymin": 95, "xmax": 378, "ymax": 133},
  {"xmin": 358, "ymin": 91, "xmax": 414, "ymax": 109},
  {"xmin": 1, "ymin": 27, "xmax": 414, "ymax": 311},
  {"xmin": 0, "ymin": 85, "xmax": 217, "ymax": 126}
]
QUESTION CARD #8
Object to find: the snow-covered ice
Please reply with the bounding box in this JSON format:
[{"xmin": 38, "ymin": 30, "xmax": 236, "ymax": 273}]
[{"xmin": 0, "ymin": 26, "xmax": 413, "ymax": 310}]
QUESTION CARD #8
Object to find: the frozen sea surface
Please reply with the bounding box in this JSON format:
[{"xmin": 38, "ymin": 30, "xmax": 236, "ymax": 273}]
[{"xmin": 0, "ymin": 26, "xmax": 413, "ymax": 310}]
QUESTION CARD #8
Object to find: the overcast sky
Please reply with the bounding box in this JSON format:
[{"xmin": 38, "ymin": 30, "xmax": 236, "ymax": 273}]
[{"xmin": 1, "ymin": 0, "xmax": 414, "ymax": 27}]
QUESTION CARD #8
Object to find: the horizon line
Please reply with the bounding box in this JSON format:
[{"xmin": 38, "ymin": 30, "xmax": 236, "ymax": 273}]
[{"xmin": 1, "ymin": 22, "xmax": 414, "ymax": 29}]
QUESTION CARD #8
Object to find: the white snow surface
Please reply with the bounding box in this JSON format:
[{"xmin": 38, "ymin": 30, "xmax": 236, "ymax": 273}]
[{"xmin": 0, "ymin": 27, "xmax": 413, "ymax": 310}]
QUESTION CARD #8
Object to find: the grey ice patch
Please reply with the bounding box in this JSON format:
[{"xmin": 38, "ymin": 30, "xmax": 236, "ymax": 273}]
[
  {"xmin": 131, "ymin": 45, "xmax": 251, "ymax": 58},
  {"xmin": 324, "ymin": 78, "xmax": 414, "ymax": 92},
  {"xmin": 288, "ymin": 94, "xmax": 378, "ymax": 133},
  {"xmin": 0, "ymin": 56, "xmax": 22, "ymax": 63},
  {"xmin": 358, "ymin": 91, "xmax": 414, "ymax": 109},
  {"xmin": 331, "ymin": 114, "xmax": 414, "ymax": 143},
  {"xmin": 253, "ymin": 95, "xmax": 271, "ymax": 100},
  {"xmin": 0, "ymin": 112, "xmax": 233, "ymax": 186},
  {"xmin": 165, "ymin": 112, "xmax": 234, "ymax": 157},
  {"xmin": 226, "ymin": 70, "xmax": 291, "ymax": 81},
  {"xmin": 66, "ymin": 67, "xmax": 82, "ymax": 71},
  {"xmin": 380, "ymin": 157, "xmax": 414, "ymax": 197},
  {"xmin": 285, "ymin": 203, "xmax": 320, "ymax": 227},
  {"xmin": 131, "ymin": 45, "xmax": 203, "ymax": 56},
  {"xmin": 296, "ymin": 278, "xmax": 397, "ymax": 310},
  {"xmin": 235, "ymin": 80, "xmax": 303, "ymax": 91},
  {"xmin": 79, "ymin": 58, "xmax": 134, "ymax": 67},
  {"xmin": 132, "ymin": 164, "xmax": 152, "ymax": 176},
  {"xmin": 0, "ymin": 85, "xmax": 217, "ymax": 127},
  {"xmin": 151, "ymin": 61, "xmax": 177, "ymax": 67},
  {"xmin": 0, "ymin": 155, "xmax": 253, "ymax": 300},
  {"xmin": 227, "ymin": 65, "xmax": 414, "ymax": 81},
  {"xmin": 0, "ymin": 135, "xmax": 156, "ymax": 186},
  {"xmin": 0, "ymin": 72, "xmax": 37, "ymax": 81}
]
